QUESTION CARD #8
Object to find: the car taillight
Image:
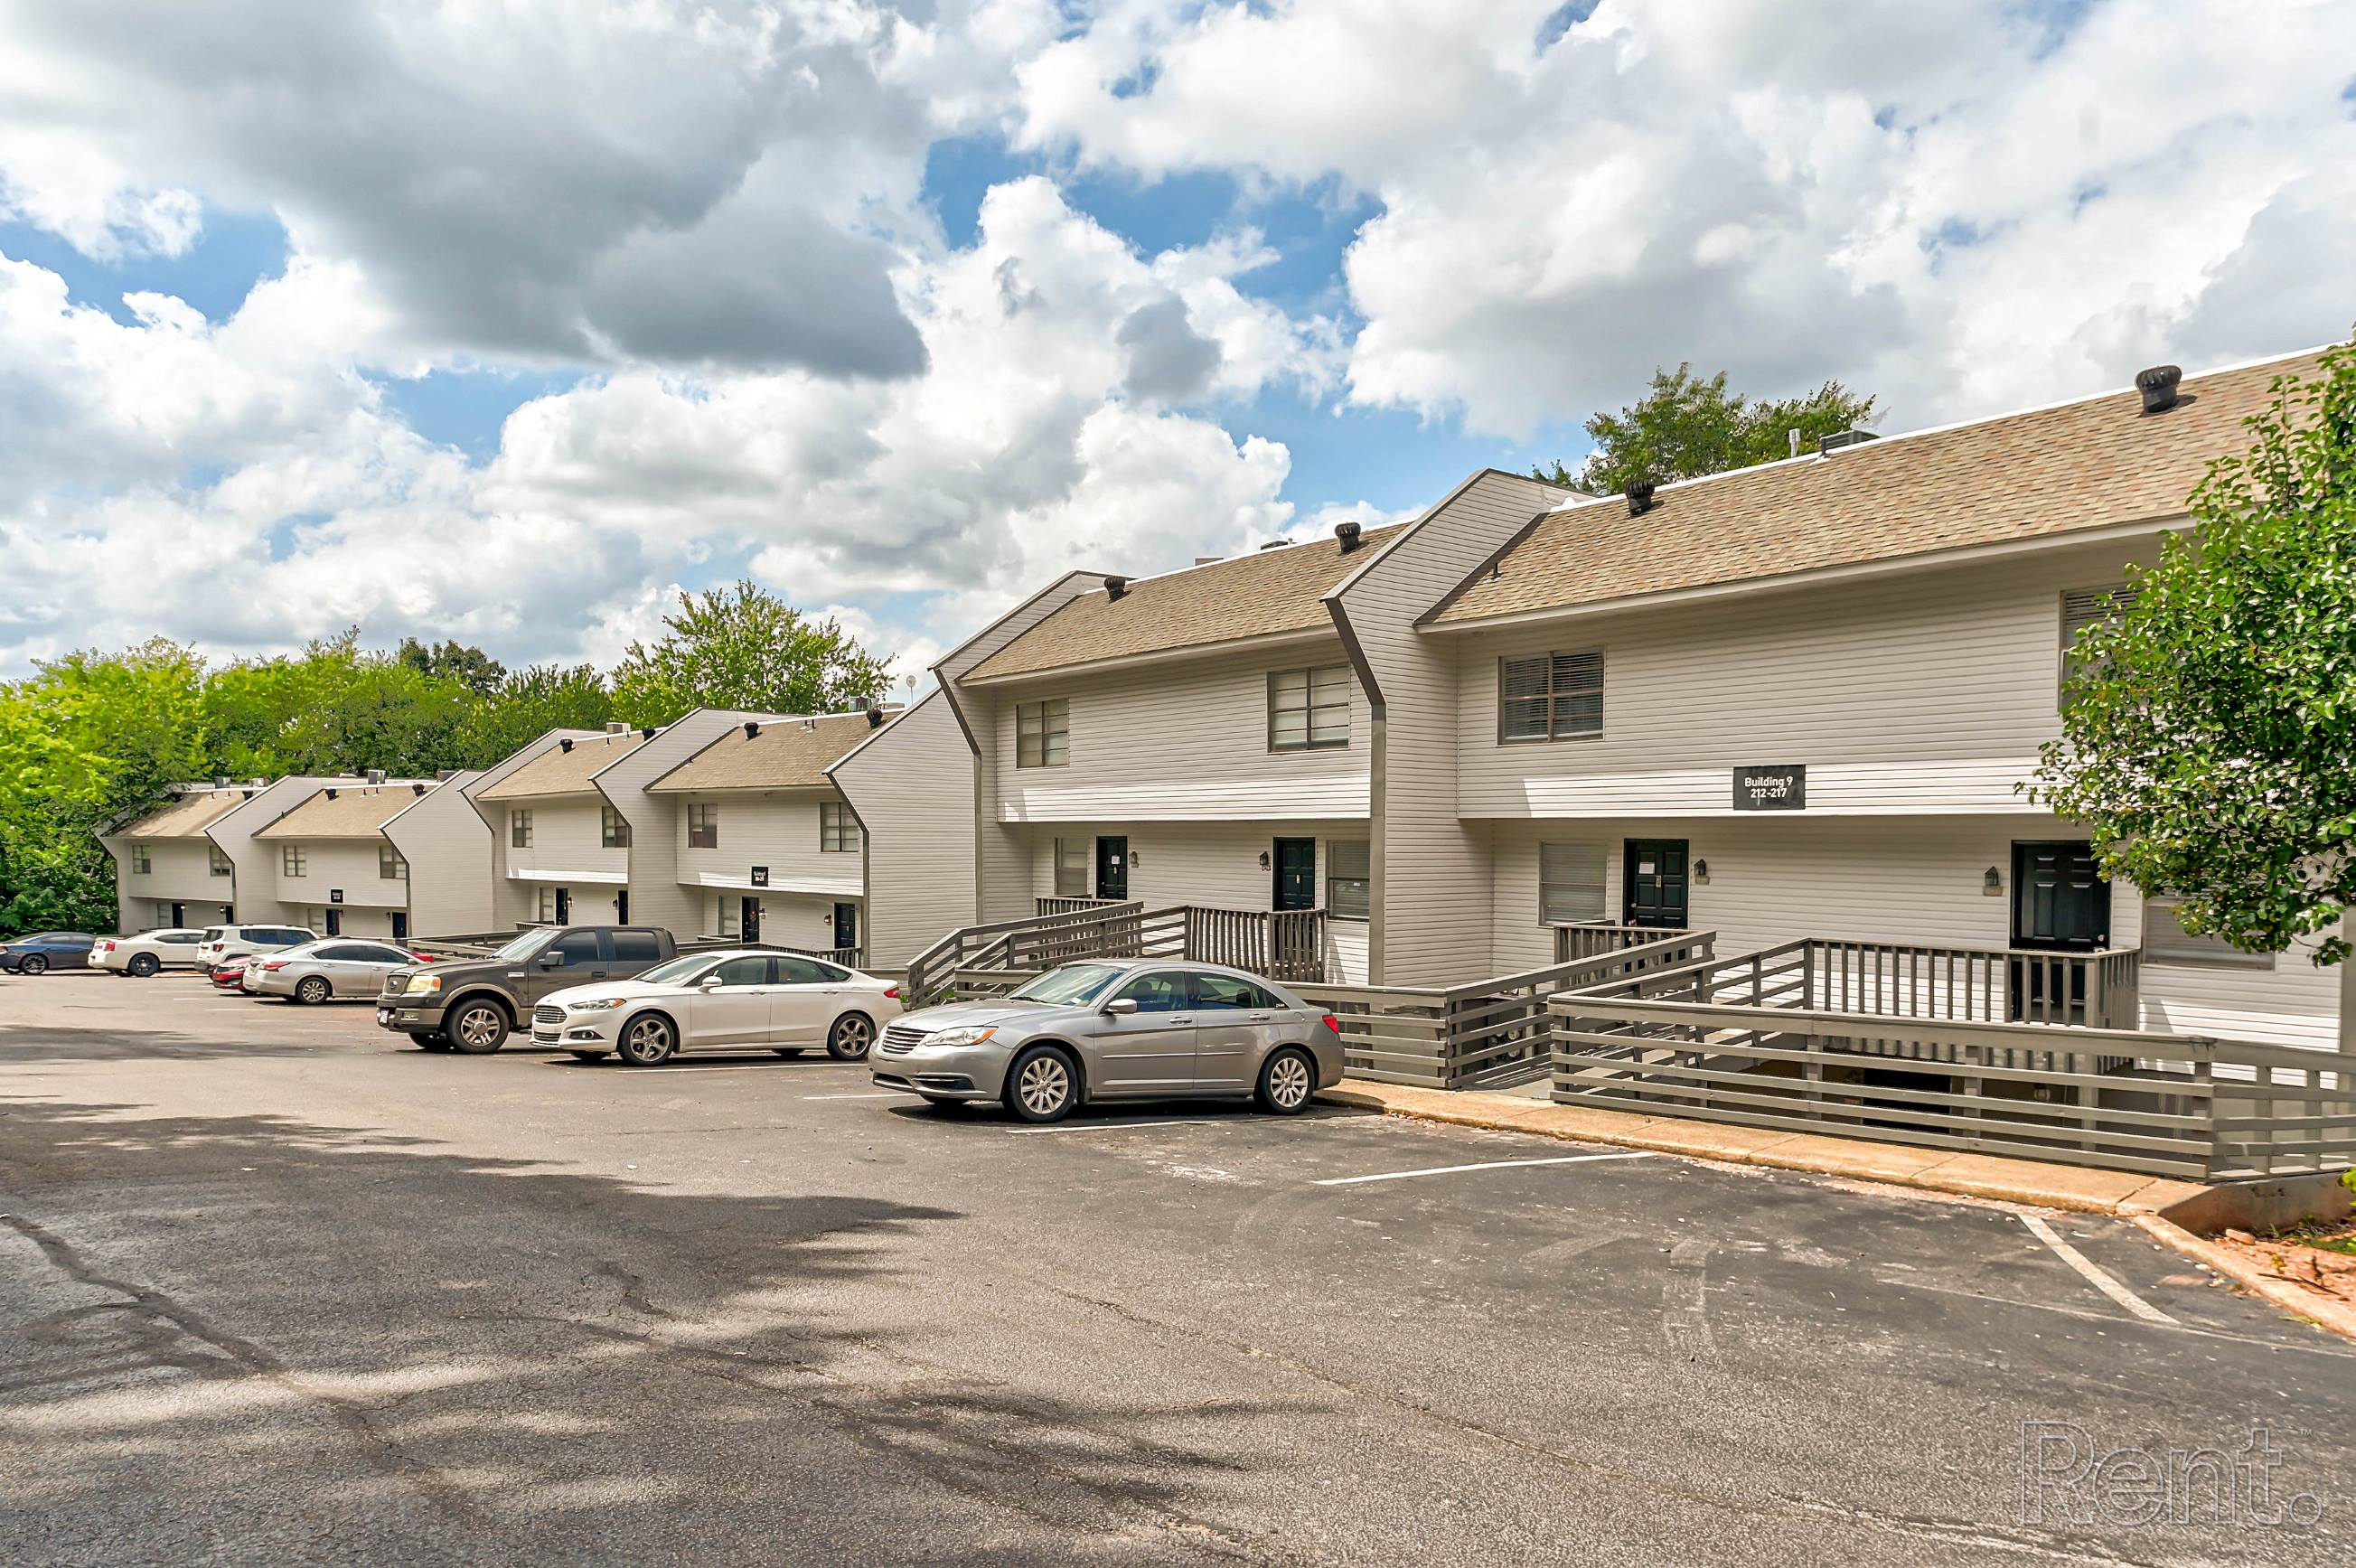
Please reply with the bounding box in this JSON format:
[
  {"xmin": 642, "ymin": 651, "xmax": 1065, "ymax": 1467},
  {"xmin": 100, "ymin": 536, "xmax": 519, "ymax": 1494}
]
[
  {"xmin": 261, "ymin": 961, "xmax": 288, "ymax": 972},
  {"xmin": 97, "ymin": 941, "xmax": 116, "ymax": 953},
  {"xmin": 409, "ymin": 953, "xmax": 431, "ymax": 962},
  {"xmin": 885, "ymin": 985, "xmax": 900, "ymax": 1000},
  {"xmin": 1322, "ymin": 1014, "xmax": 1342, "ymax": 1035}
]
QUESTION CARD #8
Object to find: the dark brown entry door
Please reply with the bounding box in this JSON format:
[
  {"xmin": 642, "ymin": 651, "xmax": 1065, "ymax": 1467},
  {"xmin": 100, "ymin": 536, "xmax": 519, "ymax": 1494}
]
[{"xmin": 1622, "ymin": 840, "xmax": 1689, "ymax": 928}]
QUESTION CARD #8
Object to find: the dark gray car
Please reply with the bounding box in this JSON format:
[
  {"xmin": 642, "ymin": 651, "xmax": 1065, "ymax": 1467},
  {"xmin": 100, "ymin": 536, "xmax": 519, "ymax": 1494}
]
[
  {"xmin": 376, "ymin": 925, "xmax": 676, "ymax": 1054},
  {"xmin": 870, "ymin": 961, "xmax": 1342, "ymax": 1122}
]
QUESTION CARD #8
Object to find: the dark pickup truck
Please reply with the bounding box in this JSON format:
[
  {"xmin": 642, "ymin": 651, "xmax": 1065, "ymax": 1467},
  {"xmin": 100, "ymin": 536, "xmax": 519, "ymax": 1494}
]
[{"xmin": 377, "ymin": 925, "xmax": 676, "ymax": 1054}]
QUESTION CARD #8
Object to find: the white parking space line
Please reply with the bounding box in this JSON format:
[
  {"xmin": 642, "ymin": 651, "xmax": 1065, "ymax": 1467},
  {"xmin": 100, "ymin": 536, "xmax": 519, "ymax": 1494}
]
[
  {"xmin": 1009, "ymin": 1118, "xmax": 1227, "ymax": 1134},
  {"xmin": 2019, "ymin": 1215, "xmax": 2178, "ymax": 1324},
  {"xmin": 802, "ymin": 1092, "xmax": 904, "ymax": 1101},
  {"xmin": 1315, "ymin": 1150, "xmax": 1655, "ymax": 1187}
]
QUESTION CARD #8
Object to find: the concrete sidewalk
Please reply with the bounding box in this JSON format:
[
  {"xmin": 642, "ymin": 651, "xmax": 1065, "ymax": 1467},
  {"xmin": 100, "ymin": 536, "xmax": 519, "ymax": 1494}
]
[{"xmin": 1323, "ymin": 1078, "xmax": 2209, "ymax": 1215}]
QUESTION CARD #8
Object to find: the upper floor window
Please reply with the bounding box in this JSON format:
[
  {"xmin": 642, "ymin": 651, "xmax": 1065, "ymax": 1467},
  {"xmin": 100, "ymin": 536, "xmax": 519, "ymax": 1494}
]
[
  {"xmin": 2143, "ymin": 897, "xmax": 2274, "ymax": 971},
  {"xmin": 1327, "ymin": 840, "xmax": 1370, "ymax": 920},
  {"xmin": 687, "ymin": 803, "xmax": 718, "ymax": 849},
  {"xmin": 1268, "ymin": 664, "xmax": 1351, "ymax": 752},
  {"xmin": 509, "ymin": 809, "xmax": 533, "ymax": 850},
  {"xmin": 282, "ymin": 843, "xmax": 308, "ymax": 877},
  {"xmin": 209, "ymin": 843, "xmax": 232, "ymax": 876},
  {"xmin": 820, "ymin": 802, "xmax": 860, "ymax": 853},
  {"xmin": 1017, "ymin": 699, "xmax": 1069, "ymax": 768},
  {"xmin": 132, "ymin": 844, "xmax": 152, "ymax": 875},
  {"xmin": 601, "ymin": 803, "xmax": 631, "ymax": 849},
  {"xmin": 2060, "ymin": 585, "xmax": 2139, "ymax": 705},
  {"xmin": 380, "ymin": 844, "xmax": 408, "ymax": 880},
  {"xmin": 1500, "ymin": 651, "xmax": 1604, "ymax": 743}
]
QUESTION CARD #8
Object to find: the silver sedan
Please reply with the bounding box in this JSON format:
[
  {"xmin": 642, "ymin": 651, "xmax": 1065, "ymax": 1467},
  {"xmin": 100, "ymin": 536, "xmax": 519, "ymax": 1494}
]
[
  {"xmin": 870, "ymin": 960, "xmax": 1343, "ymax": 1122},
  {"xmin": 244, "ymin": 939, "xmax": 428, "ymax": 1004}
]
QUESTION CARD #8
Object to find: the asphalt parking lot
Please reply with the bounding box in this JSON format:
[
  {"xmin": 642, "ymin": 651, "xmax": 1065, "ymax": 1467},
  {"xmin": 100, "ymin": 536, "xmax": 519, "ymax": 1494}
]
[{"xmin": 4, "ymin": 971, "xmax": 2351, "ymax": 1566}]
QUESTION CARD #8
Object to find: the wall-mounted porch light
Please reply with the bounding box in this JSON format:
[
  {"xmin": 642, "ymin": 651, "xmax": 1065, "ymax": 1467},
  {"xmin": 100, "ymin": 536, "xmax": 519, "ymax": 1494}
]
[
  {"xmin": 1984, "ymin": 866, "xmax": 2003, "ymax": 896},
  {"xmin": 1257, "ymin": 850, "xmax": 1271, "ymax": 869},
  {"xmin": 1692, "ymin": 858, "xmax": 1709, "ymax": 884}
]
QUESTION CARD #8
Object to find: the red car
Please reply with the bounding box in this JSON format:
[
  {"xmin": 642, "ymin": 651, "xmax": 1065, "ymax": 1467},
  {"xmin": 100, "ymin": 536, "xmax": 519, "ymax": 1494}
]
[{"xmin": 210, "ymin": 955, "xmax": 253, "ymax": 991}]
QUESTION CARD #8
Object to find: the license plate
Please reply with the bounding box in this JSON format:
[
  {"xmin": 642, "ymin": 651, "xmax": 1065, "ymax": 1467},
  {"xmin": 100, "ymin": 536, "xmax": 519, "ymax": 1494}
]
[{"xmin": 377, "ymin": 1008, "xmax": 392, "ymax": 1025}]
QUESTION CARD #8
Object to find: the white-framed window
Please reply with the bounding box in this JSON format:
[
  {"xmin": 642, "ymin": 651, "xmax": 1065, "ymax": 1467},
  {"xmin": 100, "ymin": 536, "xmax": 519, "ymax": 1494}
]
[
  {"xmin": 1500, "ymin": 651, "xmax": 1604, "ymax": 743},
  {"xmin": 601, "ymin": 803, "xmax": 631, "ymax": 849},
  {"xmin": 509, "ymin": 809, "xmax": 533, "ymax": 850},
  {"xmin": 282, "ymin": 843, "xmax": 307, "ymax": 877},
  {"xmin": 1268, "ymin": 664, "xmax": 1351, "ymax": 751},
  {"xmin": 1054, "ymin": 837, "xmax": 1089, "ymax": 898},
  {"xmin": 2060, "ymin": 585, "xmax": 2139, "ymax": 704},
  {"xmin": 380, "ymin": 844, "xmax": 407, "ymax": 880},
  {"xmin": 536, "ymin": 887, "xmax": 558, "ymax": 923},
  {"xmin": 209, "ymin": 843, "xmax": 232, "ymax": 876},
  {"xmin": 687, "ymin": 803, "xmax": 718, "ymax": 849},
  {"xmin": 714, "ymin": 895, "xmax": 739, "ymax": 938},
  {"xmin": 1327, "ymin": 840, "xmax": 1370, "ymax": 920},
  {"xmin": 1539, "ymin": 840, "xmax": 1609, "ymax": 925},
  {"xmin": 2143, "ymin": 897, "xmax": 2274, "ymax": 971},
  {"xmin": 1017, "ymin": 699, "xmax": 1069, "ymax": 768},
  {"xmin": 132, "ymin": 844, "xmax": 152, "ymax": 875},
  {"xmin": 820, "ymin": 801, "xmax": 860, "ymax": 853}
]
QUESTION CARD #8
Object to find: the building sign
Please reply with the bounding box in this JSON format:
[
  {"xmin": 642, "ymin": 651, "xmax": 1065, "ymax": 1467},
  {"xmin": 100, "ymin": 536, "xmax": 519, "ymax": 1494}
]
[
  {"xmin": 1732, "ymin": 765, "xmax": 1807, "ymax": 812},
  {"xmin": 750, "ymin": 866, "xmax": 769, "ymax": 887},
  {"xmin": 329, "ymin": 888, "xmax": 345, "ymax": 903}
]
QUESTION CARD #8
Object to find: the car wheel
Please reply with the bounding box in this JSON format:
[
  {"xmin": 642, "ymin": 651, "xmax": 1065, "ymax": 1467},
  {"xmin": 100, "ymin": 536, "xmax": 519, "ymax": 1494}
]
[
  {"xmin": 826, "ymin": 1013, "xmax": 876, "ymax": 1062},
  {"xmin": 448, "ymin": 1000, "xmax": 510, "ymax": 1055},
  {"xmin": 295, "ymin": 975, "xmax": 333, "ymax": 1006},
  {"xmin": 127, "ymin": 953, "xmax": 160, "ymax": 978},
  {"xmin": 20, "ymin": 954, "xmax": 47, "ymax": 976},
  {"xmin": 616, "ymin": 1013, "xmax": 676, "ymax": 1067},
  {"xmin": 771, "ymin": 1047, "xmax": 805, "ymax": 1058},
  {"xmin": 1254, "ymin": 1047, "xmax": 1317, "ymax": 1115},
  {"xmin": 1003, "ymin": 1044, "xmax": 1078, "ymax": 1124},
  {"xmin": 567, "ymin": 1049, "xmax": 608, "ymax": 1063}
]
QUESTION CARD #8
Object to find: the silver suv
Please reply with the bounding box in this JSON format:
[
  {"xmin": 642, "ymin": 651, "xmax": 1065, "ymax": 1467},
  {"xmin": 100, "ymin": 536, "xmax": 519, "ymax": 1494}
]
[{"xmin": 871, "ymin": 961, "xmax": 1342, "ymax": 1123}]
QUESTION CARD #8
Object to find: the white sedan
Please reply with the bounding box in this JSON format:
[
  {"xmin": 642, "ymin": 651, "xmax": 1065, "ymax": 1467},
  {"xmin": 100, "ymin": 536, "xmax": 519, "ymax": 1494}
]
[
  {"xmin": 93, "ymin": 928, "xmax": 211, "ymax": 977},
  {"xmin": 533, "ymin": 949, "xmax": 903, "ymax": 1066}
]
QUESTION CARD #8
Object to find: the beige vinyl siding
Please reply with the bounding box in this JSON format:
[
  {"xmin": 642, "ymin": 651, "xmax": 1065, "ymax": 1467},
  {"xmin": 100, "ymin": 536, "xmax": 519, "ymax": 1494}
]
[
  {"xmin": 1455, "ymin": 540, "xmax": 2149, "ymax": 818},
  {"xmin": 1483, "ymin": 817, "xmax": 2342, "ymax": 1048},
  {"xmin": 673, "ymin": 790, "xmax": 862, "ymax": 894},
  {"xmin": 1019, "ymin": 821, "xmax": 1370, "ymax": 983},
  {"xmin": 832, "ymin": 690, "xmax": 977, "ymax": 968},
  {"xmin": 99, "ymin": 830, "xmax": 239, "ymax": 933},
  {"xmin": 989, "ymin": 639, "xmax": 1371, "ymax": 824},
  {"xmin": 197, "ymin": 776, "xmax": 366, "ymax": 925},
  {"xmin": 1332, "ymin": 468, "xmax": 1565, "ymax": 984},
  {"xmin": 698, "ymin": 889, "xmax": 858, "ymax": 950},
  {"xmin": 597, "ymin": 709, "xmax": 772, "ymax": 938},
  {"xmin": 274, "ymin": 839, "xmax": 408, "ymax": 909},
  {"xmin": 465, "ymin": 730, "xmax": 602, "ymax": 929},
  {"xmin": 937, "ymin": 573, "xmax": 1110, "ymax": 926},
  {"xmin": 383, "ymin": 773, "xmax": 493, "ymax": 940},
  {"xmin": 296, "ymin": 904, "xmax": 406, "ymax": 940}
]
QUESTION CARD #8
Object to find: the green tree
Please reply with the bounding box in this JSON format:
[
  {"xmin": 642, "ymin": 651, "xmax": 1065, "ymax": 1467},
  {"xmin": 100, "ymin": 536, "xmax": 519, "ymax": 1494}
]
[
  {"xmin": 1537, "ymin": 364, "xmax": 1878, "ymax": 494},
  {"xmin": 610, "ymin": 581, "xmax": 891, "ymax": 726},
  {"xmin": 398, "ymin": 636, "xmax": 508, "ymax": 697},
  {"xmin": 2032, "ymin": 340, "xmax": 2356, "ymax": 964},
  {"xmin": 204, "ymin": 632, "xmax": 474, "ymax": 778},
  {"xmin": 458, "ymin": 662, "xmax": 614, "ymax": 766}
]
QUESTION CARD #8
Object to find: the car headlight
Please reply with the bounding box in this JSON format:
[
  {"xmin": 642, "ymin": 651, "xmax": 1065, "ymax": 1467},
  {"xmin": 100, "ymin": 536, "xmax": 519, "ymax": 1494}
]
[
  {"xmin": 923, "ymin": 1025, "xmax": 998, "ymax": 1047},
  {"xmin": 566, "ymin": 998, "xmax": 623, "ymax": 1011},
  {"xmin": 404, "ymin": 973, "xmax": 443, "ymax": 994}
]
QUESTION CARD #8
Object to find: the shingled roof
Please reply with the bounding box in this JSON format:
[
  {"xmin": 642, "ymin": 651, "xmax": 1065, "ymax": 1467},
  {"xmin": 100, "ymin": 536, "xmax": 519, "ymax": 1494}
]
[
  {"xmin": 965, "ymin": 525, "xmax": 1407, "ymax": 681},
  {"xmin": 646, "ymin": 711, "xmax": 887, "ymax": 793},
  {"xmin": 476, "ymin": 730, "xmax": 651, "ymax": 801},
  {"xmin": 253, "ymin": 784, "xmax": 430, "ymax": 840},
  {"xmin": 116, "ymin": 791, "xmax": 247, "ymax": 840},
  {"xmin": 1428, "ymin": 349, "xmax": 2330, "ymax": 627}
]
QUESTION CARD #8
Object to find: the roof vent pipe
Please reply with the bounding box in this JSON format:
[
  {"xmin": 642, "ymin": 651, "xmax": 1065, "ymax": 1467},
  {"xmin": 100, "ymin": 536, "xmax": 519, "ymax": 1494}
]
[
  {"xmin": 412, "ymin": 783, "xmax": 427, "ymax": 796},
  {"xmin": 2135, "ymin": 363, "xmax": 2183, "ymax": 414},
  {"xmin": 1104, "ymin": 576, "xmax": 1131, "ymax": 600},
  {"xmin": 744, "ymin": 721, "xmax": 761, "ymax": 739},
  {"xmin": 640, "ymin": 727, "xmax": 656, "ymax": 739},
  {"xmin": 1335, "ymin": 520, "xmax": 1364, "ymax": 552},
  {"xmin": 325, "ymin": 788, "xmax": 339, "ymax": 801},
  {"xmin": 1625, "ymin": 480, "xmax": 1657, "ymax": 518},
  {"xmin": 866, "ymin": 705, "xmax": 886, "ymax": 728},
  {"xmin": 558, "ymin": 738, "xmax": 574, "ymax": 752}
]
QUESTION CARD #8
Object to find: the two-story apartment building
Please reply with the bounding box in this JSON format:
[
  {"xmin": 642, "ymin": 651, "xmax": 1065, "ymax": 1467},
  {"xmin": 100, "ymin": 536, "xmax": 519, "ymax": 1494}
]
[
  {"xmin": 1335, "ymin": 349, "xmax": 2345, "ymax": 1048},
  {"xmin": 246, "ymin": 777, "xmax": 479, "ymax": 942},
  {"xmin": 642, "ymin": 709, "xmax": 893, "ymax": 955},
  {"xmin": 97, "ymin": 783, "xmax": 257, "ymax": 931},
  {"xmin": 931, "ymin": 527, "xmax": 1398, "ymax": 983},
  {"xmin": 470, "ymin": 725, "xmax": 653, "ymax": 929}
]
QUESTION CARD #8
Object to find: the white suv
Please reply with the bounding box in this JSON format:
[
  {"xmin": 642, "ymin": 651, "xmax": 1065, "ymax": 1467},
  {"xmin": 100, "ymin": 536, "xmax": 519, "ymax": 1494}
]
[
  {"xmin": 94, "ymin": 928, "xmax": 211, "ymax": 978},
  {"xmin": 194, "ymin": 924, "xmax": 317, "ymax": 974}
]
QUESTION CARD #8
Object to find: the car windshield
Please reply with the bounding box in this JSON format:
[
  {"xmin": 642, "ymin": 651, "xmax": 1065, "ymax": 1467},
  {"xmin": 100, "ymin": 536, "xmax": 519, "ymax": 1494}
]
[
  {"xmin": 634, "ymin": 954, "xmax": 716, "ymax": 986},
  {"xmin": 492, "ymin": 927, "xmax": 559, "ymax": 962},
  {"xmin": 1007, "ymin": 963, "xmax": 1126, "ymax": 1005}
]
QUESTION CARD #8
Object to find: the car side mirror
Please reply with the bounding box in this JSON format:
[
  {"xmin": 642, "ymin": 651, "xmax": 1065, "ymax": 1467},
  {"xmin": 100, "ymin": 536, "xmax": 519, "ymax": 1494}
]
[
  {"xmin": 538, "ymin": 953, "xmax": 564, "ymax": 968},
  {"xmin": 699, "ymin": 975, "xmax": 722, "ymax": 991},
  {"xmin": 1103, "ymin": 997, "xmax": 1139, "ymax": 1016}
]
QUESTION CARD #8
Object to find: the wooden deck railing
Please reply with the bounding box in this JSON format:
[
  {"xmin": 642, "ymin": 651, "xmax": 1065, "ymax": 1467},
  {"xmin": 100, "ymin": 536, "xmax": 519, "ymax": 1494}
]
[
  {"xmin": 906, "ymin": 901, "xmax": 1332, "ymax": 1004},
  {"xmin": 1553, "ymin": 923, "xmax": 1693, "ymax": 963},
  {"xmin": 1803, "ymin": 938, "xmax": 2141, "ymax": 1029},
  {"xmin": 1035, "ymin": 897, "xmax": 1128, "ymax": 918},
  {"xmin": 1546, "ymin": 991, "xmax": 2356, "ymax": 1181}
]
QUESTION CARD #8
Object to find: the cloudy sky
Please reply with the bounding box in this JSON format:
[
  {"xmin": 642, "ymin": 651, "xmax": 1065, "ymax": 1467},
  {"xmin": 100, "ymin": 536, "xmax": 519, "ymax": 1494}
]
[{"xmin": 3, "ymin": 0, "xmax": 2350, "ymax": 688}]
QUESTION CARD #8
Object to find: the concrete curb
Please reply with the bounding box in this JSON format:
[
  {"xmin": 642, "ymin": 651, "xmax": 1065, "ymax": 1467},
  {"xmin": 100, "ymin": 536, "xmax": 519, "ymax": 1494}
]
[{"xmin": 2129, "ymin": 1215, "xmax": 2356, "ymax": 1346}]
